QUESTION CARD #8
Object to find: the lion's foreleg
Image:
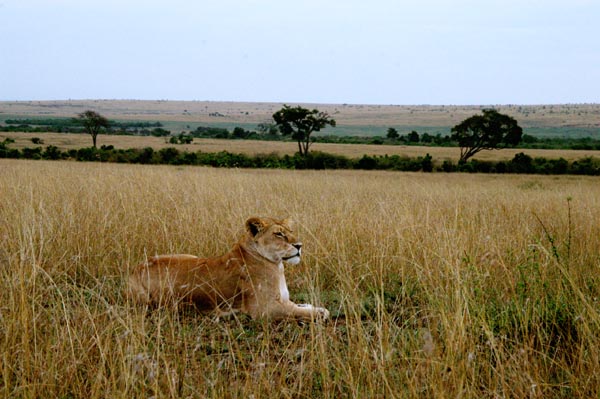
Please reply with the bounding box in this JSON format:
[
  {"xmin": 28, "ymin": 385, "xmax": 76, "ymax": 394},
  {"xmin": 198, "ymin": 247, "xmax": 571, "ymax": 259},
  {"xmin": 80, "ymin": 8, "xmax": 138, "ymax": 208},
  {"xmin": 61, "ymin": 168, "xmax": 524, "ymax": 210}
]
[{"xmin": 286, "ymin": 302, "xmax": 330, "ymax": 321}]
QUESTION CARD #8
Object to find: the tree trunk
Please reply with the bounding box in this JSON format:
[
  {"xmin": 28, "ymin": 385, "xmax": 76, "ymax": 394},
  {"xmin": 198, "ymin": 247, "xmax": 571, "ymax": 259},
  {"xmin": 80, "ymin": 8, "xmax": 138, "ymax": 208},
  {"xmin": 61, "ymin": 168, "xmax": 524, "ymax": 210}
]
[
  {"xmin": 302, "ymin": 133, "xmax": 312, "ymax": 156},
  {"xmin": 297, "ymin": 140, "xmax": 304, "ymax": 156}
]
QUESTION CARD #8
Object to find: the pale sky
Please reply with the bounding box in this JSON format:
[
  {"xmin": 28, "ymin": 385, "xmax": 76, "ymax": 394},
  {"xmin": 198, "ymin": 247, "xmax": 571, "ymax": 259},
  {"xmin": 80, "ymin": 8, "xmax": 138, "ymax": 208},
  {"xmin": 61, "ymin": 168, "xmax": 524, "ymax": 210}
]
[{"xmin": 1, "ymin": 0, "xmax": 598, "ymax": 105}]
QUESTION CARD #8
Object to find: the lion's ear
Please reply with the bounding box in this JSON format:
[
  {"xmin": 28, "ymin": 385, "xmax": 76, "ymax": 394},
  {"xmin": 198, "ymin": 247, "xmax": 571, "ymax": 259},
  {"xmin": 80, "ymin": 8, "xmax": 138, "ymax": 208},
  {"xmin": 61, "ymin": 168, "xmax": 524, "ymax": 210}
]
[
  {"xmin": 246, "ymin": 217, "xmax": 267, "ymax": 237},
  {"xmin": 281, "ymin": 218, "xmax": 295, "ymax": 230}
]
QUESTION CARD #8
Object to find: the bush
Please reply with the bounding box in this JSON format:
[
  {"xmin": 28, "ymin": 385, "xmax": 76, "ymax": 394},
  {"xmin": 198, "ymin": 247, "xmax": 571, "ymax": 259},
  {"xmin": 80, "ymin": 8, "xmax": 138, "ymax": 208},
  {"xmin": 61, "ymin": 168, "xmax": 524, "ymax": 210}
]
[
  {"xmin": 76, "ymin": 147, "xmax": 100, "ymax": 162},
  {"xmin": 0, "ymin": 139, "xmax": 20, "ymax": 158},
  {"xmin": 570, "ymin": 157, "xmax": 600, "ymax": 175},
  {"xmin": 421, "ymin": 153, "xmax": 433, "ymax": 172},
  {"xmin": 535, "ymin": 157, "xmax": 569, "ymax": 174},
  {"xmin": 135, "ymin": 147, "xmax": 156, "ymax": 164},
  {"xmin": 467, "ymin": 159, "xmax": 495, "ymax": 173},
  {"xmin": 440, "ymin": 160, "xmax": 457, "ymax": 172},
  {"xmin": 356, "ymin": 155, "xmax": 378, "ymax": 170},
  {"xmin": 158, "ymin": 147, "xmax": 182, "ymax": 164},
  {"xmin": 43, "ymin": 145, "xmax": 63, "ymax": 160},
  {"xmin": 22, "ymin": 147, "xmax": 43, "ymax": 160},
  {"xmin": 293, "ymin": 152, "xmax": 353, "ymax": 170},
  {"xmin": 510, "ymin": 152, "xmax": 534, "ymax": 174}
]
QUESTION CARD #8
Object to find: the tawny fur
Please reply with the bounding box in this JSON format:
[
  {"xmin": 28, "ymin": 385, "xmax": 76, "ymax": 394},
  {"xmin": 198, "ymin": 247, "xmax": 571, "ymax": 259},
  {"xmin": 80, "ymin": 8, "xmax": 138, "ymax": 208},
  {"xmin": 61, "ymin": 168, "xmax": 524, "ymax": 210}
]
[{"xmin": 128, "ymin": 217, "xmax": 329, "ymax": 321}]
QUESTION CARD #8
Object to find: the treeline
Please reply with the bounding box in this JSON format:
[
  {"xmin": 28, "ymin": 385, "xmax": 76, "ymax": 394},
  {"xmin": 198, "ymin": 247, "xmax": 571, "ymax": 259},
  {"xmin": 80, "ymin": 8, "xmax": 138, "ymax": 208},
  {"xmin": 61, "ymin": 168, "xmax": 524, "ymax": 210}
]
[
  {"xmin": 2, "ymin": 139, "xmax": 599, "ymax": 175},
  {"xmin": 320, "ymin": 131, "xmax": 600, "ymax": 150},
  {"xmin": 184, "ymin": 126, "xmax": 600, "ymax": 151},
  {"xmin": 1, "ymin": 118, "xmax": 168, "ymax": 136},
  {"xmin": 191, "ymin": 126, "xmax": 281, "ymax": 140},
  {"xmin": 5, "ymin": 118, "xmax": 600, "ymax": 150}
]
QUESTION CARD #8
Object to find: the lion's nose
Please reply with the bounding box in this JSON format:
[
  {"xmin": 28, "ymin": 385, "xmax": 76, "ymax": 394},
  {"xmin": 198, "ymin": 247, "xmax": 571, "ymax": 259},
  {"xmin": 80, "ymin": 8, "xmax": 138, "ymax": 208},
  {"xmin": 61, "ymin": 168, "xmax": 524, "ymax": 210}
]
[{"xmin": 293, "ymin": 243, "xmax": 302, "ymax": 251}]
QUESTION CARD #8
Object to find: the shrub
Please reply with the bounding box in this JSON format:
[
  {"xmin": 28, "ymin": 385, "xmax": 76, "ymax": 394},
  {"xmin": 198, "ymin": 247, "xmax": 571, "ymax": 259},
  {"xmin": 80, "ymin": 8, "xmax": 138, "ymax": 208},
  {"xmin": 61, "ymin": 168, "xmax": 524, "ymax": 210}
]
[
  {"xmin": 22, "ymin": 147, "xmax": 43, "ymax": 160},
  {"xmin": 43, "ymin": 145, "xmax": 63, "ymax": 160},
  {"xmin": 440, "ymin": 160, "xmax": 457, "ymax": 172},
  {"xmin": 421, "ymin": 153, "xmax": 433, "ymax": 172},
  {"xmin": 356, "ymin": 155, "xmax": 378, "ymax": 170},
  {"xmin": 467, "ymin": 159, "xmax": 495, "ymax": 173},
  {"xmin": 293, "ymin": 152, "xmax": 353, "ymax": 170},
  {"xmin": 158, "ymin": 147, "xmax": 182, "ymax": 164},
  {"xmin": 76, "ymin": 147, "xmax": 100, "ymax": 162},
  {"xmin": 133, "ymin": 147, "xmax": 154, "ymax": 164},
  {"xmin": 535, "ymin": 157, "xmax": 569, "ymax": 175},
  {"xmin": 510, "ymin": 152, "xmax": 534, "ymax": 174},
  {"xmin": 570, "ymin": 157, "xmax": 600, "ymax": 175}
]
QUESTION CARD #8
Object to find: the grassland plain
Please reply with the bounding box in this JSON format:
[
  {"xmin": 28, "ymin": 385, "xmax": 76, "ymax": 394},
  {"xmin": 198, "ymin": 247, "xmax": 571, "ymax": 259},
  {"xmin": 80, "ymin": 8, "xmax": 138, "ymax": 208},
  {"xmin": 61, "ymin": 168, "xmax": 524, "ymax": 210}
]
[
  {"xmin": 2, "ymin": 100, "xmax": 600, "ymax": 137},
  {"xmin": 1, "ymin": 159, "xmax": 600, "ymax": 398},
  {"xmin": 3, "ymin": 131, "xmax": 600, "ymax": 163}
]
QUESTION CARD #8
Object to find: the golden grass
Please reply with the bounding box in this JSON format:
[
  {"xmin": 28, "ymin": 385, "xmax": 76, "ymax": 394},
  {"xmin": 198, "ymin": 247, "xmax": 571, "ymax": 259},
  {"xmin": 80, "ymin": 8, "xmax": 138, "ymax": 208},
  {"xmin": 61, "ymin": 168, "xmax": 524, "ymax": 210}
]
[
  {"xmin": 3, "ymin": 131, "xmax": 600, "ymax": 162},
  {"xmin": 1, "ymin": 159, "xmax": 600, "ymax": 398}
]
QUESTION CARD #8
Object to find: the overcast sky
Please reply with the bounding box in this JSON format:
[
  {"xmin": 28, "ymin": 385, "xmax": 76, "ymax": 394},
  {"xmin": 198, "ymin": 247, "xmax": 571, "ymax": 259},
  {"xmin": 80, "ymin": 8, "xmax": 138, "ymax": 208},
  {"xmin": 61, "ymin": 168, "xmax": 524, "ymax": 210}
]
[{"xmin": 1, "ymin": 0, "xmax": 598, "ymax": 105}]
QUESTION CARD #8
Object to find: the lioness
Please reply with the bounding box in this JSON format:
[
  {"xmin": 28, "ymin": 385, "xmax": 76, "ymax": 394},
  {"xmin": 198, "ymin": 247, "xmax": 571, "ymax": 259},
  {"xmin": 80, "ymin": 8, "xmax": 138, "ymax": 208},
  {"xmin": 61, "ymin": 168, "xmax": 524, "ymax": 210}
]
[{"xmin": 128, "ymin": 217, "xmax": 329, "ymax": 321}]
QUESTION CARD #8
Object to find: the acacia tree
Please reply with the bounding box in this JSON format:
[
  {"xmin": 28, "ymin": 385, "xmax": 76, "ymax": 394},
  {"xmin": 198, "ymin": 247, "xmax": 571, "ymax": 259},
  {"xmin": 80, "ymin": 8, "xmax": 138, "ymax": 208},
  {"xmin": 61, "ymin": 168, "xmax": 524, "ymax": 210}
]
[
  {"xmin": 272, "ymin": 105, "xmax": 336, "ymax": 156},
  {"xmin": 77, "ymin": 110, "xmax": 110, "ymax": 148},
  {"xmin": 451, "ymin": 109, "xmax": 523, "ymax": 164},
  {"xmin": 387, "ymin": 127, "xmax": 399, "ymax": 140}
]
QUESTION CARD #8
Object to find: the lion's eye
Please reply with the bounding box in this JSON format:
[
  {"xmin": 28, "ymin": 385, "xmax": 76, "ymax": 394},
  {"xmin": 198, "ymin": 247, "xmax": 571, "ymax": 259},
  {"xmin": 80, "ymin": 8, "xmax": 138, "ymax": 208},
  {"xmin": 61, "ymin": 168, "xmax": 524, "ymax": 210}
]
[{"xmin": 275, "ymin": 232, "xmax": 286, "ymax": 239}]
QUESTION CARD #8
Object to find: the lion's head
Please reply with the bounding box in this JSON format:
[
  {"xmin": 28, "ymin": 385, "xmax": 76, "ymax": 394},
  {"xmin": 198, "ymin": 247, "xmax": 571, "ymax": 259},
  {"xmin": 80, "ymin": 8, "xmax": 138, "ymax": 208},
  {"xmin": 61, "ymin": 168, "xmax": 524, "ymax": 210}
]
[{"xmin": 244, "ymin": 217, "xmax": 302, "ymax": 265}]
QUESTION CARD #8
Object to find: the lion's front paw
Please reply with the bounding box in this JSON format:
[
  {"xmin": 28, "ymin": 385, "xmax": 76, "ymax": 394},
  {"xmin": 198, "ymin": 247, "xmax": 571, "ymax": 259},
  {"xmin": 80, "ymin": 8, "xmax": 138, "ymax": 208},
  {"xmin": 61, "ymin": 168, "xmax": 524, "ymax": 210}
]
[
  {"xmin": 297, "ymin": 304, "xmax": 330, "ymax": 321},
  {"xmin": 315, "ymin": 307, "xmax": 330, "ymax": 321}
]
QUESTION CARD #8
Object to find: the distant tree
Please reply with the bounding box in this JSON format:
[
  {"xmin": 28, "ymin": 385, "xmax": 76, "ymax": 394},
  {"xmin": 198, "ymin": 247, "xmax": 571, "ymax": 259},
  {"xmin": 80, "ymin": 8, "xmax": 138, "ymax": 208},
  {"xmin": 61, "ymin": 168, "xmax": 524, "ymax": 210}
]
[
  {"xmin": 76, "ymin": 110, "xmax": 110, "ymax": 148},
  {"xmin": 232, "ymin": 127, "xmax": 249, "ymax": 139},
  {"xmin": 169, "ymin": 133, "xmax": 193, "ymax": 144},
  {"xmin": 421, "ymin": 153, "xmax": 433, "ymax": 172},
  {"xmin": 150, "ymin": 127, "xmax": 171, "ymax": 137},
  {"xmin": 407, "ymin": 130, "xmax": 420, "ymax": 143},
  {"xmin": 256, "ymin": 122, "xmax": 279, "ymax": 136},
  {"xmin": 451, "ymin": 109, "xmax": 523, "ymax": 164},
  {"xmin": 386, "ymin": 127, "xmax": 399, "ymax": 140},
  {"xmin": 420, "ymin": 132, "xmax": 434, "ymax": 143},
  {"xmin": 272, "ymin": 105, "xmax": 336, "ymax": 156},
  {"xmin": 521, "ymin": 134, "xmax": 538, "ymax": 144},
  {"xmin": 180, "ymin": 133, "xmax": 193, "ymax": 144}
]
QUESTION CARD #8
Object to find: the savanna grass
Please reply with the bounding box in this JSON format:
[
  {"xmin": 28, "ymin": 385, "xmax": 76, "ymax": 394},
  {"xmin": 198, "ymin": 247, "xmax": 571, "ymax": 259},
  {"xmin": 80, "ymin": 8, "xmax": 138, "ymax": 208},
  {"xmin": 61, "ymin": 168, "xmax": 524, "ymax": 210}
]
[{"xmin": 1, "ymin": 159, "xmax": 599, "ymax": 398}]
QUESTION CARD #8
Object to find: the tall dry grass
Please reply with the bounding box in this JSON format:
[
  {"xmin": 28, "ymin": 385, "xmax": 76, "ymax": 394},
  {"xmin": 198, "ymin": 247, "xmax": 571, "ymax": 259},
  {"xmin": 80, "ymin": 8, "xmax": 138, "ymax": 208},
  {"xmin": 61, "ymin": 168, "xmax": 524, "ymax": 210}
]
[{"xmin": 1, "ymin": 159, "xmax": 599, "ymax": 398}]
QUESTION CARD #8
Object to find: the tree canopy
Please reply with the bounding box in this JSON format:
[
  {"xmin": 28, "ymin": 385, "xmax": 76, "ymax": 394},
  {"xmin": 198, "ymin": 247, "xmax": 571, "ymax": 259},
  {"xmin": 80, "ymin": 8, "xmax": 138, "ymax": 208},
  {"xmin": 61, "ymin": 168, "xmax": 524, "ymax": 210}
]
[
  {"xmin": 76, "ymin": 110, "xmax": 110, "ymax": 148},
  {"xmin": 386, "ymin": 127, "xmax": 399, "ymax": 140},
  {"xmin": 272, "ymin": 105, "xmax": 336, "ymax": 156},
  {"xmin": 451, "ymin": 109, "xmax": 523, "ymax": 163}
]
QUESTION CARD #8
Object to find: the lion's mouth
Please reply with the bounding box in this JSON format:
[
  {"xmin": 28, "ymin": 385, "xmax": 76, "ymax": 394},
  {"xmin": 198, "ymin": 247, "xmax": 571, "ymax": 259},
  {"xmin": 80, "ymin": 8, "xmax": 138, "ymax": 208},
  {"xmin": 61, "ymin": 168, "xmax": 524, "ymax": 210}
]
[{"xmin": 282, "ymin": 252, "xmax": 300, "ymax": 261}]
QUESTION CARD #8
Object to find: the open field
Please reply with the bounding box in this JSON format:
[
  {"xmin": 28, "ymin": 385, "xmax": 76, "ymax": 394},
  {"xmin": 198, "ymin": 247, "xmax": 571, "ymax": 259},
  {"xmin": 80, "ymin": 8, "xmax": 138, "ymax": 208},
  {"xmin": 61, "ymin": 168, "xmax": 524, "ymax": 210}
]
[
  {"xmin": 1, "ymin": 100, "xmax": 599, "ymax": 137},
  {"xmin": 3, "ymin": 131, "xmax": 600, "ymax": 162},
  {"xmin": 1, "ymin": 159, "xmax": 600, "ymax": 398}
]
